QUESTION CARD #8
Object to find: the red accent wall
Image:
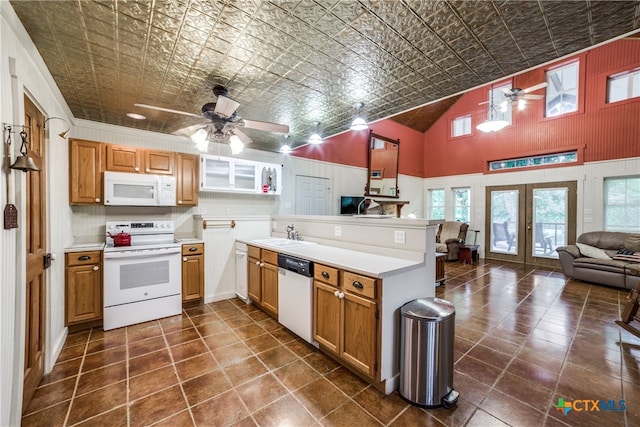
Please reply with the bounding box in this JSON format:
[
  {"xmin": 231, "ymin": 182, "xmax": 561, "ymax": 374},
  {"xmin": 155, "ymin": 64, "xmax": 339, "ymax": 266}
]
[
  {"xmin": 293, "ymin": 119, "xmax": 425, "ymax": 177},
  {"xmin": 423, "ymin": 39, "xmax": 640, "ymax": 178}
]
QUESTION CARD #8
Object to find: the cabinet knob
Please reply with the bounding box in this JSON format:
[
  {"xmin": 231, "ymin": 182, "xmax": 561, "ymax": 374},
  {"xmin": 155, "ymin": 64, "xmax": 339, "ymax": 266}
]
[
  {"xmin": 334, "ymin": 290, "xmax": 340, "ymax": 297},
  {"xmin": 95, "ymin": 198, "xmax": 100, "ymax": 203},
  {"xmin": 260, "ymin": 262, "xmax": 264, "ymax": 267},
  {"xmin": 134, "ymin": 167, "xmax": 139, "ymax": 171},
  {"xmin": 338, "ymin": 292, "xmax": 345, "ymax": 299},
  {"xmin": 183, "ymin": 257, "xmax": 187, "ymax": 262},
  {"xmin": 256, "ymin": 261, "xmax": 261, "ymax": 266},
  {"xmin": 178, "ymin": 200, "xmax": 182, "ymax": 204},
  {"xmin": 322, "ymin": 271, "xmax": 330, "ymax": 279},
  {"xmin": 92, "ymin": 265, "xmax": 99, "ymax": 271}
]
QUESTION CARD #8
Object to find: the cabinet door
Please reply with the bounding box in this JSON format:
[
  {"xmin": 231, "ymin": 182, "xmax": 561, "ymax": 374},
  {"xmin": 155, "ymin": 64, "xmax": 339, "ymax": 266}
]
[
  {"xmin": 261, "ymin": 262, "xmax": 278, "ymax": 317},
  {"xmin": 66, "ymin": 264, "xmax": 102, "ymax": 324},
  {"xmin": 247, "ymin": 255, "xmax": 262, "ymax": 302},
  {"xmin": 313, "ymin": 281, "xmax": 340, "ymax": 354},
  {"xmin": 106, "ymin": 144, "xmax": 142, "ymax": 172},
  {"xmin": 182, "ymin": 254, "xmax": 204, "ymax": 302},
  {"xmin": 341, "ymin": 292, "xmax": 377, "ymax": 378},
  {"xmin": 201, "ymin": 156, "xmax": 232, "ymax": 190},
  {"xmin": 233, "ymin": 160, "xmax": 257, "ymax": 191},
  {"xmin": 145, "ymin": 150, "xmax": 175, "ymax": 175},
  {"xmin": 176, "ymin": 153, "xmax": 199, "ymax": 206},
  {"xmin": 69, "ymin": 139, "xmax": 103, "ymax": 205}
]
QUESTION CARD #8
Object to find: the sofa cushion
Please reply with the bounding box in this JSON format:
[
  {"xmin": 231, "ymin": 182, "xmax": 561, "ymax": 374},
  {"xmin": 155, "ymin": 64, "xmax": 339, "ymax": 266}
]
[
  {"xmin": 624, "ymin": 235, "xmax": 640, "ymax": 252},
  {"xmin": 576, "ymin": 243, "xmax": 611, "ymax": 260},
  {"xmin": 436, "ymin": 243, "xmax": 448, "ymax": 253},
  {"xmin": 577, "ymin": 231, "xmax": 630, "ymax": 250},
  {"xmin": 574, "ymin": 257, "xmax": 627, "ymax": 273},
  {"xmin": 613, "ymin": 249, "xmax": 640, "ymax": 263}
]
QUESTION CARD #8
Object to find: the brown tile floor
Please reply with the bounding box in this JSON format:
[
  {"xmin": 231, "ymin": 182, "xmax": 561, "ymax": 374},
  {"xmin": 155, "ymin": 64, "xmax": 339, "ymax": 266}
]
[{"xmin": 22, "ymin": 260, "xmax": 640, "ymax": 426}]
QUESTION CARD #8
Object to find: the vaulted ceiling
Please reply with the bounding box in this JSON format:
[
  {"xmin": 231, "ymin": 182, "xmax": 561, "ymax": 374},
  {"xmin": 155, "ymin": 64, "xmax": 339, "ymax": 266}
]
[{"xmin": 10, "ymin": 0, "xmax": 640, "ymax": 152}]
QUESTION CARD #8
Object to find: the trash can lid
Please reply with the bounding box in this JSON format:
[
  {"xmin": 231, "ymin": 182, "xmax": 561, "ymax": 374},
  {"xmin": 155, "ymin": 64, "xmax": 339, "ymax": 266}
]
[{"xmin": 401, "ymin": 297, "xmax": 455, "ymax": 320}]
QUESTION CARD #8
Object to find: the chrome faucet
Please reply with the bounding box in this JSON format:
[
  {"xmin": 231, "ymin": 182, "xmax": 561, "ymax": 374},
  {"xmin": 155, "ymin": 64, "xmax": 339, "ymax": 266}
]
[
  {"xmin": 286, "ymin": 224, "xmax": 296, "ymax": 240},
  {"xmin": 357, "ymin": 198, "xmax": 367, "ymax": 215}
]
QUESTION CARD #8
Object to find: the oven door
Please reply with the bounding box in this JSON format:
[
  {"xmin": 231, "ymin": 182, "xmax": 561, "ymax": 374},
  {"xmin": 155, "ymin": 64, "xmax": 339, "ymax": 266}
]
[{"xmin": 103, "ymin": 246, "xmax": 181, "ymax": 307}]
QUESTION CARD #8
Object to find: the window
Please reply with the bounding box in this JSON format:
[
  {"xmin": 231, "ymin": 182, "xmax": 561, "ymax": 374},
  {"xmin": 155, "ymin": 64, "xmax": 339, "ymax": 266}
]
[
  {"xmin": 453, "ymin": 187, "xmax": 470, "ymax": 222},
  {"xmin": 604, "ymin": 176, "xmax": 640, "ymax": 232},
  {"xmin": 607, "ymin": 69, "xmax": 640, "ymax": 103},
  {"xmin": 488, "ymin": 151, "xmax": 577, "ymax": 171},
  {"xmin": 452, "ymin": 115, "xmax": 471, "ymax": 137},
  {"xmin": 489, "ymin": 84, "xmax": 512, "ymax": 124},
  {"xmin": 429, "ymin": 189, "xmax": 445, "ymax": 220},
  {"xmin": 546, "ymin": 62, "xmax": 579, "ymax": 117}
]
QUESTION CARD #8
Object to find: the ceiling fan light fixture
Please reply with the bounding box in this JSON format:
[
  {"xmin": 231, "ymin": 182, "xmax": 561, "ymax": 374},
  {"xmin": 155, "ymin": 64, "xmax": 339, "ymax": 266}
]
[
  {"xmin": 229, "ymin": 134, "xmax": 244, "ymax": 154},
  {"xmin": 190, "ymin": 128, "xmax": 208, "ymax": 145},
  {"xmin": 517, "ymin": 98, "xmax": 526, "ymax": 110}
]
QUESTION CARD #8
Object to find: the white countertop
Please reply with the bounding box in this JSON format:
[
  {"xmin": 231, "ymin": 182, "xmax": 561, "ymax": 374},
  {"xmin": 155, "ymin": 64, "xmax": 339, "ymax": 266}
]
[
  {"xmin": 239, "ymin": 238, "xmax": 424, "ymax": 278},
  {"xmin": 64, "ymin": 242, "xmax": 105, "ymax": 253}
]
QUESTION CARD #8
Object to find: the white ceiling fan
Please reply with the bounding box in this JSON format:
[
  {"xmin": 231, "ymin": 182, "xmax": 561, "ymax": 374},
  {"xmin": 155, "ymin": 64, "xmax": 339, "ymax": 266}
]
[
  {"xmin": 134, "ymin": 85, "xmax": 289, "ymax": 151},
  {"xmin": 479, "ymin": 82, "xmax": 548, "ymax": 111}
]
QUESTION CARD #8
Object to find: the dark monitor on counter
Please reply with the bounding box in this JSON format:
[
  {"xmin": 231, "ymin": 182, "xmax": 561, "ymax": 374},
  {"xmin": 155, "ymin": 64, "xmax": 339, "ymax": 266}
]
[{"xmin": 340, "ymin": 196, "xmax": 365, "ymax": 215}]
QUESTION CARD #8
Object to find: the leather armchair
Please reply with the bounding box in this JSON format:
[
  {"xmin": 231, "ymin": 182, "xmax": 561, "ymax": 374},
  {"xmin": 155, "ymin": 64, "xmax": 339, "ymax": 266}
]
[{"xmin": 436, "ymin": 221, "xmax": 469, "ymax": 261}]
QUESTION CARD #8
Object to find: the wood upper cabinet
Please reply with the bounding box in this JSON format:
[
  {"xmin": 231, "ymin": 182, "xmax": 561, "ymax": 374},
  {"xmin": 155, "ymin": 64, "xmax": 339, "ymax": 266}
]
[
  {"xmin": 69, "ymin": 139, "xmax": 103, "ymax": 205},
  {"xmin": 313, "ymin": 264, "xmax": 379, "ymax": 379},
  {"xmin": 145, "ymin": 150, "xmax": 175, "ymax": 175},
  {"xmin": 65, "ymin": 251, "xmax": 103, "ymax": 325},
  {"xmin": 106, "ymin": 144, "xmax": 142, "ymax": 172},
  {"xmin": 182, "ymin": 243, "xmax": 204, "ymax": 303},
  {"xmin": 176, "ymin": 153, "xmax": 199, "ymax": 206}
]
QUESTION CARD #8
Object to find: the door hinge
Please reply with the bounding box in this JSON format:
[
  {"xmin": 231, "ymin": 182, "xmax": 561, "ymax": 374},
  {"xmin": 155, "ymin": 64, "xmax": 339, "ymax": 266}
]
[
  {"xmin": 43, "ymin": 253, "xmax": 52, "ymax": 269},
  {"xmin": 374, "ymin": 362, "xmax": 378, "ymax": 372},
  {"xmin": 375, "ymin": 309, "xmax": 379, "ymax": 319}
]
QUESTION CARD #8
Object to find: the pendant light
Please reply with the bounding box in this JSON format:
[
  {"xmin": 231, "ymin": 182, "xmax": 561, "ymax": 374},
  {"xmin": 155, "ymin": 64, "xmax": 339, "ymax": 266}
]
[
  {"xmin": 308, "ymin": 122, "xmax": 322, "ymax": 144},
  {"xmin": 279, "ymin": 135, "xmax": 292, "ymax": 153},
  {"xmin": 350, "ymin": 102, "xmax": 368, "ymax": 131},
  {"xmin": 476, "ymin": 86, "xmax": 509, "ymax": 133},
  {"xmin": 10, "ymin": 130, "xmax": 40, "ymax": 172}
]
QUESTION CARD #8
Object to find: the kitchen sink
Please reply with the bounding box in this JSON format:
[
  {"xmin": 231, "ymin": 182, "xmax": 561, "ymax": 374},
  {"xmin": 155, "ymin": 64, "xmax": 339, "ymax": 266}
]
[
  {"xmin": 251, "ymin": 238, "xmax": 317, "ymax": 248},
  {"xmin": 352, "ymin": 214, "xmax": 395, "ymax": 218}
]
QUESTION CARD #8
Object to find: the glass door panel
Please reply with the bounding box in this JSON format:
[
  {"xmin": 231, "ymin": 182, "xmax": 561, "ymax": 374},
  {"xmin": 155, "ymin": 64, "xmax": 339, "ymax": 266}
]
[
  {"xmin": 490, "ymin": 190, "xmax": 519, "ymax": 255},
  {"xmin": 233, "ymin": 161, "xmax": 257, "ymax": 191},
  {"xmin": 531, "ymin": 188, "xmax": 568, "ymax": 258},
  {"xmin": 203, "ymin": 157, "xmax": 231, "ymax": 189}
]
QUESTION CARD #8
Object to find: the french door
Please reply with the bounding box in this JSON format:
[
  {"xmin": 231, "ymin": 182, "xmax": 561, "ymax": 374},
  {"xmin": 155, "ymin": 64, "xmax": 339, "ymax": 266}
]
[{"xmin": 485, "ymin": 181, "xmax": 577, "ymax": 267}]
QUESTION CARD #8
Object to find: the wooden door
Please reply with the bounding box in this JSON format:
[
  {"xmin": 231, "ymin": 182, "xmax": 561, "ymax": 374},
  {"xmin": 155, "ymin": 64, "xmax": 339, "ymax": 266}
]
[
  {"xmin": 145, "ymin": 150, "xmax": 175, "ymax": 175},
  {"xmin": 247, "ymin": 255, "xmax": 262, "ymax": 303},
  {"xmin": 341, "ymin": 292, "xmax": 377, "ymax": 378},
  {"xmin": 261, "ymin": 262, "xmax": 278, "ymax": 317},
  {"xmin": 313, "ymin": 281, "xmax": 340, "ymax": 354},
  {"xmin": 105, "ymin": 144, "xmax": 142, "ymax": 172},
  {"xmin": 23, "ymin": 96, "xmax": 47, "ymax": 412},
  {"xmin": 176, "ymin": 153, "xmax": 199, "ymax": 206},
  {"xmin": 69, "ymin": 139, "xmax": 103, "ymax": 204}
]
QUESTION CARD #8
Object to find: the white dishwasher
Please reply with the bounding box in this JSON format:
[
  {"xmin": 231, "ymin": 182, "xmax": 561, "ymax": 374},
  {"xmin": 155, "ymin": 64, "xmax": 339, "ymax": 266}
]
[{"xmin": 277, "ymin": 253, "xmax": 317, "ymax": 346}]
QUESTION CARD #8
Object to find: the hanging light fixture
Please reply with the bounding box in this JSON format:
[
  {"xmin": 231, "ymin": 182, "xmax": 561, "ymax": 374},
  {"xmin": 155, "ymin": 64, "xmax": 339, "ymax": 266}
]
[
  {"xmin": 476, "ymin": 87, "xmax": 509, "ymax": 133},
  {"xmin": 308, "ymin": 122, "xmax": 322, "ymax": 144},
  {"xmin": 279, "ymin": 134, "xmax": 292, "ymax": 154},
  {"xmin": 350, "ymin": 102, "xmax": 368, "ymax": 131},
  {"xmin": 10, "ymin": 130, "xmax": 40, "ymax": 172},
  {"xmin": 229, "ymin": 133, "xmax": 244, "ymax": 154},
  {"xmin": 43, "ymin": 116, "xmax": 71, "ymax": 139}
]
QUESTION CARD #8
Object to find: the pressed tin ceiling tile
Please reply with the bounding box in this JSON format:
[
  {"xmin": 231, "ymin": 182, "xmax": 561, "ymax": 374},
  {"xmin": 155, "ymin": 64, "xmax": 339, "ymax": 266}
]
[{"xmin": 9, "ymin": 0, "xmax": 640, "ymax": 151}]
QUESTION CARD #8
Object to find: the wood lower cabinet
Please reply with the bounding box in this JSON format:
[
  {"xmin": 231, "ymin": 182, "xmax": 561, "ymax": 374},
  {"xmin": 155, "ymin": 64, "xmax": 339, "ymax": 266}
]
[
  {"xmin": 246, "ymin": 246, "xmax": 278, "ymax": 318},
  {"xmin": 313, "ymin": 263, "xmax": 378, "ymax": 379},
  {"xmin": 65, "ymin": 251, "xmax": 103, "ymax": 325},
  {"xmin": 106, "ymin": 144, "xmax": 142, "ymax": 172},
  {"xmin": 182, "ymin": 243, "xmax": 204, "ymax": 303},
  {"xmin": 176, "ymin": 153, "xmax": 199, "ymax": 206},
  {"xmin": 69, "ymin": 139, "xmax": 103, "ymax": 205}
]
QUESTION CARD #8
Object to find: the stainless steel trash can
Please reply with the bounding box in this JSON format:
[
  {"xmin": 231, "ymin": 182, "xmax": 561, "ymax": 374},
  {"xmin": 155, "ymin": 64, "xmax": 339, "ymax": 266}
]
[{"xmin": 399, "ymin": 297, "xmax": 458, "ymax": 408}]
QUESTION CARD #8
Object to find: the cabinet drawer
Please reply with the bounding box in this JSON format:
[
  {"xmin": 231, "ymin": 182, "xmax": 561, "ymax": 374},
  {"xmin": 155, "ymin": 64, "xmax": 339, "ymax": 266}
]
[
  {"xmin": 182, "ymin": 243, "xmax": 204, "ymax": 256},
  {"xmin": 314, "ymin": 263, "xmax": 339, "ymax": 287},
  {"xmin": 66, "ymin": 251, "xmax": 102, "ymax": 266},
  {"xmin": 248, "ymin": 245, "xmax": 261, "ymax": 259},
  {"xmin": 342, "ymin": 271, "xmax": 376, "ymax": 299},
  {"xmin": 262, "ymin": 249, "xmax": 278, "ymax": 265}
]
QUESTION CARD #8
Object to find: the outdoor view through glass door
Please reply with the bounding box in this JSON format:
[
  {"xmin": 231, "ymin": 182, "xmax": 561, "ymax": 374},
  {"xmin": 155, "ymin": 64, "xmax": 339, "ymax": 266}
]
[{"xmin": 486, "ymin": 181, "xmax": 577, "ymax": 266}]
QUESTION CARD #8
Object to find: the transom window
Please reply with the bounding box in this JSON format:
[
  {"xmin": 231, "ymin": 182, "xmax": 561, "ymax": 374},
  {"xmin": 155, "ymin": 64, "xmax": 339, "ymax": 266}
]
[
  {"xmin": 607, "ymin": 68, "xmax": 640, "ymax": 103},
  {"xmin": 429, "ymin": 189, "xmax": 445, "ymax": 220},
  {"xmin": 452, "ymin": 115, "xmax": 472, "ymax": 137},
  {"xmin": 546, "ymin": 62, "xmax": 579, "ymax": 117},
  {"xmin": 604, "ymin": 176, "xmax": 640, "ymax": 232},
  {"xmin": 453, "ymin": 187, "xmax": 471, "ymax": 222}
]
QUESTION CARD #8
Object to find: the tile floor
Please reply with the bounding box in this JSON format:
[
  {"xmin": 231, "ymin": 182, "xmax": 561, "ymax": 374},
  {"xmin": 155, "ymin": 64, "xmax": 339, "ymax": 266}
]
[{"xmin": 21, "ymin": 260, "xmax": 640, "ymax": 426}]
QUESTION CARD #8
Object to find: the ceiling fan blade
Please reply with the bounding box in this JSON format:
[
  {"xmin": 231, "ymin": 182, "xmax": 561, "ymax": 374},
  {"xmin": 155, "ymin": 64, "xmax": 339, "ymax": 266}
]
[
  {"xmin": 233, "ymin": 128, "xmax": 253, "ymax": 145},
  {"xmin": 523, "ymin": 82, "xmax": 548, "ymax": 93},
  {"xmin": 214, "ymin": 95, "xmax": 240, "ymax": 118},
  {"xmin": 522, "ymin": 94, "xmax": 544, "ymax": 100},
  {"xmin": 500, "ymin": 87, "xmax": 515, "ymax": 95},
  {"xmin": 243, "ymin": 119, "xmax": 289, "ymax": 134},
  {"xmin": 478, "ymin": 100, "xmax": 491, "ymax": 105},
  {"xmin": 134, "ymin": 103, "xmax": 203, "ymax": 119},
  {"xmin": 172, "ymin": 123, "xmax": 208, "ymax": 136}
]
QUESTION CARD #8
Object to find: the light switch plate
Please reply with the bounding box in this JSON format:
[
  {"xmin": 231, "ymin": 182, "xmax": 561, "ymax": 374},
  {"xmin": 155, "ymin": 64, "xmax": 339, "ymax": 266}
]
[
  {"xmin": 334, "ymin": 226, "xmax": 342, "ymax": 237},
  {"xmin": 394, "ymin": 230, "xmax": 406, "ymax": 244},
  {"xmin": 584, "ymin": 208, "xmax": 592, "ymax": 215},
  {"xmin": 584, "ymin": 216, "xmax": 592, "ymax": 223}
]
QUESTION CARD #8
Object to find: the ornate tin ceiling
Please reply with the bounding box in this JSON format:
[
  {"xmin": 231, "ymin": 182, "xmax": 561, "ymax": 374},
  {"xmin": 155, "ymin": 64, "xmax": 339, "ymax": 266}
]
[{"xmin": 10, "ymin": 0, "xmax": 640, "ymax": 152}]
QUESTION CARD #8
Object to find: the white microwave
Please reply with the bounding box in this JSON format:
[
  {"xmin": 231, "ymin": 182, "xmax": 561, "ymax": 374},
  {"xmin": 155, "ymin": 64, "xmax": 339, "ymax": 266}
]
[{"xmin": 104, "ymin": 171, "xmax": 176, "ymax": 206}]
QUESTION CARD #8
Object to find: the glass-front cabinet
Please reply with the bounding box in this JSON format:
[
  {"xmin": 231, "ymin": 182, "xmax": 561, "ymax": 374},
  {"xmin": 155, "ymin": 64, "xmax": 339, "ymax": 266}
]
[{"xmin": 200, "ymin": 155, "xmax": 281, "ymax": 195}]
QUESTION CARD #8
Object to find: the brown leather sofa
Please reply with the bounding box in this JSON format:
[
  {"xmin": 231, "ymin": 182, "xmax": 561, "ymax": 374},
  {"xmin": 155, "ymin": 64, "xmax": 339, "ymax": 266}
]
[
  {"xmin": 435, "ymin": 221, "xmax": 469, "ymax": 261},
  {"xmin": 557, "ymin": 231, "xmax": 640, "ymax": 290}
]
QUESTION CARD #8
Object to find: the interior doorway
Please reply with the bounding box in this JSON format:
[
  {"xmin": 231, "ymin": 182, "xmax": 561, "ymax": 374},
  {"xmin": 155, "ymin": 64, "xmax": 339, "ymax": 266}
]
[
  {"xmin": 22, "ymin": 96, "xmax": 47, "ymax": 412},
  {"xmin": 485, "ymin": 181, "xmax": 577, "ymax": 267},
  {"xmin": 295, "ymin": 175, "xmax": 330, "ymax": 215}
]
